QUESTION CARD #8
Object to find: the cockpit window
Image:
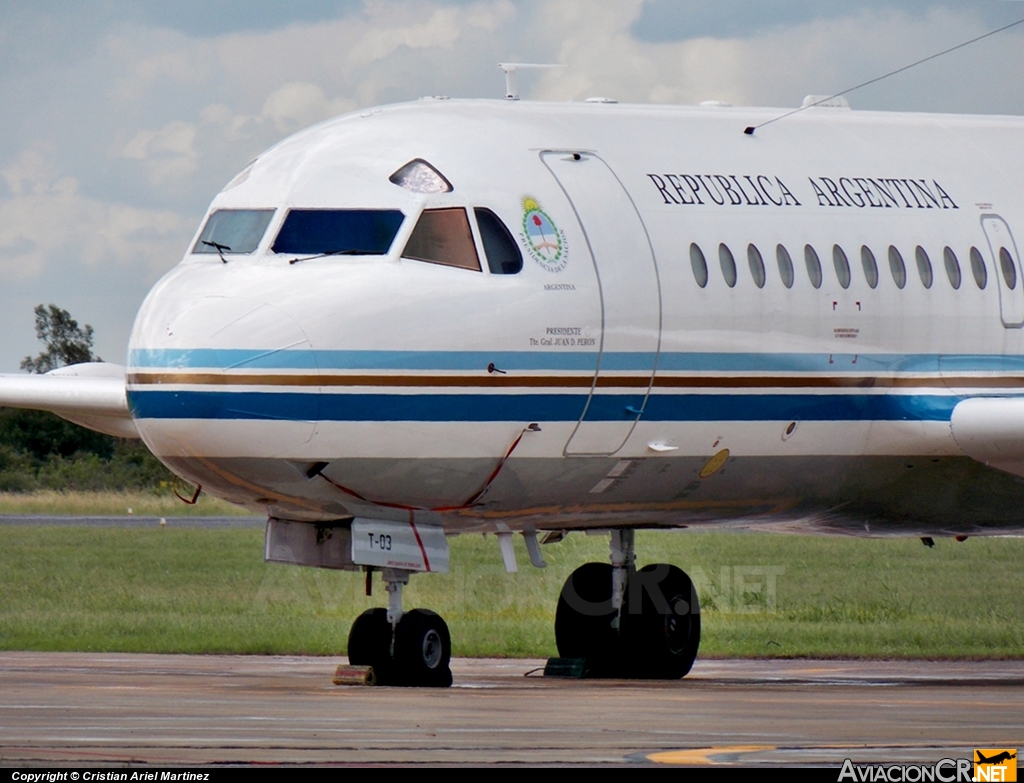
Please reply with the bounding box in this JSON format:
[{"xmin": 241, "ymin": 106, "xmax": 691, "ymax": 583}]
[
  {"xmin": 193, "ymin": 209, "xmax": 274, "ymax": 255},
  {"xmin": 272, "ymin": 209, "xmax": 405, "ymax": 255},
  {"xmin": 402, "ymin": 208, "xmax": 481, "ymax": 271},
  {"xmin": 475, "ymin": 208, "xmax": 522, "ymax": 274}
]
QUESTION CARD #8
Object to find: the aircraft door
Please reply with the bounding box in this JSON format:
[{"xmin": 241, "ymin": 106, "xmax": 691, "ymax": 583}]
[
  {"xmin": 982, "ymin": 214, "xmax": 1024, "ymax": 328},
  {"xmin": 540, "ymin": 151, "xmax": 662, "ymax": 456}
]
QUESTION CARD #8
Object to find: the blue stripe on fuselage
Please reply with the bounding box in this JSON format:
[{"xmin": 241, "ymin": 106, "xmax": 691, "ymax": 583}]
[
  {"xmin": 127, "ymin": 390, "xmax": 958, "ymax": 422},
  {"xmin": 128, "ymin": 348, "xmax": 1024, "ymax": 374}
]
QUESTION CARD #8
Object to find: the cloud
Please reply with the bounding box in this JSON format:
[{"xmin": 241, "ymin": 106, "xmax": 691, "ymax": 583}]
[
  {"xmin": 529, "ymin": 2, "xmax": 1024, "ymax": 110},
  {"xmin": 260, "ymin": 82, "xmax": 357, "ymax": 134},
  {"xmin": 122, "ymin": 120, "xmax": 200, "ymax": 184},
  {"xmin": 2, "ymin": 142, "xmax": 72, "ymax": 197},
  {"xmin": 0, "ymin": 143, "xmax": 191, "ymax": 280},
  {"xmin": 2, "ymin": 0, "xmax": 1024, "ymax": 370}
]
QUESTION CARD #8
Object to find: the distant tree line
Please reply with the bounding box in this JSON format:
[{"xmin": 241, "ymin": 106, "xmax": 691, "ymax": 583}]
[{"xmin": 0, "ymin": 305, "xmax": 174, "ymax": 492}]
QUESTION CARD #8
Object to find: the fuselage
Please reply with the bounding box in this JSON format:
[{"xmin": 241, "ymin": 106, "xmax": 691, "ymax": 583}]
[{"xmin": 125, "ymin": 98, "xmax": 1024, "ymax": 535}]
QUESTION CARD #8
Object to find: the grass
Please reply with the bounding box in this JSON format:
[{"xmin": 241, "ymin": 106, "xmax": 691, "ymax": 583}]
[
  {"xmin": 0, "ymin": 490, "xmax": 255, "ymax": 517},
  {"xmin": 1, "ymin": 520, "xmax": 1022, "ymax": 659}
]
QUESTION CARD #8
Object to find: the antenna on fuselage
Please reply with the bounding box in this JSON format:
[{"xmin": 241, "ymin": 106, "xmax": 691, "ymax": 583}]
[
  {"xmin": 743, "ymin": 14, "xmax": 1024, "ymax": 136},
  {"xmin": 498, "ymin": 62, "xmax": 566, "ymax": 100}
]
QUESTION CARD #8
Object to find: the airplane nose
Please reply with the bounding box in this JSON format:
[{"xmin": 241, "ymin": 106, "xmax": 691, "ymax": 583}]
[
  {"xmin": 129, "ymin": 294, "xmax": 321, "ymax": 455},
  {"xmin": 163, "ymin": 296, "xmax": 315, "ymax": 363}
]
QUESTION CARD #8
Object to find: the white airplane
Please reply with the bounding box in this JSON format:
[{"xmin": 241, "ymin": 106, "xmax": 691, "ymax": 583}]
[{"xmin": 3, "ymin": 91, "xmax": 1024, "ymax": 687}]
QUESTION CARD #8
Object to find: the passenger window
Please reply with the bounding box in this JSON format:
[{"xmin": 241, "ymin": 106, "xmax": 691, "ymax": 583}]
[
  {"xmin": 860, "ymin": 246, "xmax": 879, "ymax": 289},
  {"xmin": 888, "ymin": 246, "xmax": 907, "ymax": 289},
  {"xmin": 273, "ymin": 209, "xmax": 404, "ymax": 255},
  {"xmin": 194, "ymin": 209, "xmax": 275, "ymax": 255},
  {"xmin": 970, "ymin": 246, "xmax": 988, "ymax": 289},
  {"xmin": 915, "ymin": 246, "xmax": 933, "ymax": 289},
  {"xmin": 475, "ymin": 208, "xmax": 522, "ymax": 274},
  {"xmin": 690, "ymin": 243, "xmax": 708, "ymax": 288},
  {"xmin": 943, "ymin": 247, "xmax": 962, "ymax": 290},
  {"xmin": 804, "ymin": 245, "xmax": 822, "ymax": 289},
  {"xmin": 776, "ymin": 244, "xmax": 794, "ymax": 289},
  {"xmin": 403, "ymin": 208, "xmax": 481, "ymax": 271},
  {"xmin": 747, "ymin": 244, "xmax": 766, "ymax": 288},
  {"xmin": 833, "ymin": 245, "xmax": 851, "ymax": 289},
  {"xmin": 999, "ymin": 247, "xmax": 1017, "ymax": 290},
  {"xmin": 719, "ymin": 243, "xmax": 737, "ymax": 288}
]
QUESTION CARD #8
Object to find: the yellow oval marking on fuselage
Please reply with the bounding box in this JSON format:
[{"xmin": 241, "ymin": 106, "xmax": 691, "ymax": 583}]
[{"xmin": 699, "ymin": 448, "xmax": 730, "ymax": 479}]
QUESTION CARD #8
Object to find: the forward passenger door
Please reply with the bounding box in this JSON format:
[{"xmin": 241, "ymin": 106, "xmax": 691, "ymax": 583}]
[{"xmin": 540, "ymin": 151, "xmax": 662, "ymax": 456}]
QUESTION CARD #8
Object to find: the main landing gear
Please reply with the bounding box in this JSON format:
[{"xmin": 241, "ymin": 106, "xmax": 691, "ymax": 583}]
[
  {"xmin": 347, "ymin": 568, "xmax": 453, "ymax": 687},
  {"xmin": 553, "ymin": 530, "xmax": 700, "ymax": 679}
]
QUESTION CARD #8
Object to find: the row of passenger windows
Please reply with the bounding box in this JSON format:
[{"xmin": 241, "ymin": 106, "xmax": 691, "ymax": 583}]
[
  {"xmin": 689, "ymin": 241, "xmax": 1018, "ymax": 293},
  {"xmin": 192, "ymin": 206, "xmax": 523, "ymax": 275}
]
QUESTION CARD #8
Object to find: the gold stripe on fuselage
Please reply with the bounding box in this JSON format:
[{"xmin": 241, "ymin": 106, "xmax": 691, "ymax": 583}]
[{"xmin": 127, "ymin": 372, "xmax": 1024, "ymax": 390}]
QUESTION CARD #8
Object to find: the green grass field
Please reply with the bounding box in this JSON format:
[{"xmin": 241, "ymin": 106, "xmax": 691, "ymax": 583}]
[
  {"xmin": 0, "ymin": 490, "xmax": 255, "ymax": 517},
  {"xmin": 1, "ymin": 521, "xmax": 1021, "ymax": 659}
]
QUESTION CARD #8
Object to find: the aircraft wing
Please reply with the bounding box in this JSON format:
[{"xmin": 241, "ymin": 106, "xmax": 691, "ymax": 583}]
[{"xmin": 0, "ymin": 362, "xmax": 138, "ymax": 439}]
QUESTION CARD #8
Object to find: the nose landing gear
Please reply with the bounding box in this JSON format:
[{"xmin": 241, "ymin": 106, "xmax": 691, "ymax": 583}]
[
  {"xmin": 553, "ymin": 530, "xmax": 700, "ymax": 679},
  {"xmin": 346, "ymin": 568, "xmax": 453, "ymax": 687},
  {"xmin": 394, "ymin": 608, "xmax": 453, "ymax": 687}
]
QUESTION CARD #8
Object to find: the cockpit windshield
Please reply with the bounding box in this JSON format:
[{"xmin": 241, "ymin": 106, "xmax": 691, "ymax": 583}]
[
  {"xmin": 272, "ymin": 209, "xmax": 405, "ymax": 256},
  {"xmin": 193, "ymin": 209, "xmax": 275, "ymax": 255}
]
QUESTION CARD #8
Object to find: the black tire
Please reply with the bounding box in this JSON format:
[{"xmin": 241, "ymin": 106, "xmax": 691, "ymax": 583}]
[
  {"xmin": 347, "ymin": 608, "xmax": 395, "ymax": 685},
  {"xmin": 621, "ymin": 563, "xmax": 700, "ymax": 679},
  {"xmin": 554, "ymin": 562, "xmax": 622, "ymax": 676},
  {"xmin": 394, "ymin": 608, "xmax": 452, "ymax": 687}
]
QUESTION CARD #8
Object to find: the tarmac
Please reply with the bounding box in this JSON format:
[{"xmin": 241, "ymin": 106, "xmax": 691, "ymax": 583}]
[{"xmin": 2, "ymin": 653, "xmax": 1022, "ymax": 767}]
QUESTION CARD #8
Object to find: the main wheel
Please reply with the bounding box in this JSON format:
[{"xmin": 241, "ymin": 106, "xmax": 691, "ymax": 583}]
[
  {"xmin": 347, "ymin": 608, "xmax": 395, "ymax": 685},
  {"xmin": 394, "ymin": 608, "xmax": 452, "ymax": 687},
  {"xmin": 621, "ymin": 563, "xmax": 700, "ymax": 679},
  {"xmin": 554, "ymin": 562, "xmax": 622, "ymax": 676}
]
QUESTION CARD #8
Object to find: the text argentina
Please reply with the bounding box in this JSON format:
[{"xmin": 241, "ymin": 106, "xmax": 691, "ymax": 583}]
[
  {"xmin": 648, "ymin": 173, "xmax": 801, "ymax": 207},
  {"xmin": 810, "ymin": 176, "xmax": 958, "ymax": 209}
]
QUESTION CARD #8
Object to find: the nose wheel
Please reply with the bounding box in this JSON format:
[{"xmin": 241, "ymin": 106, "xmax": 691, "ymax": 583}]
[
  {"xmin": 395, "ymin": 609, "xmax": 453, "ymax": 687},
  {"xmin": 346, "ymin": 570, "xmax": 453, "ymax": 687}
]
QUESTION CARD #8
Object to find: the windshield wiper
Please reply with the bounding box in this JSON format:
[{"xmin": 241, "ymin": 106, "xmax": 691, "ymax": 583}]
[
  {"xmin": 288, "ymin": 249, "xmax": 378, "ymax": 265},
  {"xmin": 202, "ymin": 240, "xmax": 231, "ymax": 264}
]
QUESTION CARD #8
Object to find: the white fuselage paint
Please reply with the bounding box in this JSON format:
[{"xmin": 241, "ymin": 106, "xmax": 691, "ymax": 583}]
[{"xmin": 125, "ymin": 99, "xmax": 1024, "ymax": 534}]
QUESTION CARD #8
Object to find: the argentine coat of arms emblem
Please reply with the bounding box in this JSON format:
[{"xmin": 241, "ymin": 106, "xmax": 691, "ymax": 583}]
[{"xmin": 520, "ymin": 197, "xmax": 567, "ymax": 272}]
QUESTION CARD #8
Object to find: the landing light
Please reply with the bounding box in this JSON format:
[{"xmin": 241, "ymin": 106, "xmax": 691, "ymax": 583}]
[{"xmin": 389, "ymin": 158, "xmax": 452, "ymax": 194}]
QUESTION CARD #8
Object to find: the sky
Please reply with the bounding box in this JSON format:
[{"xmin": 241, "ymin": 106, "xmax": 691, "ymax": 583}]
[{"xmin": 1, "ymin": 0, "xmax": 1023, "ymax": 371}]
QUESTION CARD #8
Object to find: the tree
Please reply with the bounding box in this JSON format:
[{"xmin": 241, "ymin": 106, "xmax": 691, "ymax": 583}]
[
  {"xmin": 20, "ymin": 304, "xmax": 101, "ymax": 374},
  {"xmin": 3, "ymin": 304, "xmax": 111, "ymax": 462},
  {"xmin": 1, "ymin": 303, "xmax": 173, "ymax": 491}
]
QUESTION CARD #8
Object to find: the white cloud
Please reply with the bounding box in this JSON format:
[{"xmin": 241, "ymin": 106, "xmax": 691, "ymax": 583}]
[
  {"xmin": 260, "ymin": 82, "xmax": 357, "ymax": 134},
  {"xmin": 122, "ymin": 120, "xmax": 200, "ymax": 184},
  {"xmin": 2, "ymin": 143, "xmax": 73, "ymax": 197},
  {"xmin": 1, "ymin": 0, "xmax": 1023, "ymax": 369},
  {"xmin": 346, "ymin": 5, "xmax": 462, "ymax": 67},
  {"xmin": 105, "ymin": 26, "xmax": 216, "ymax": 102},
  {"xmin": 0, "ymin": 143, "xmax": 191, "ymax": 280}
]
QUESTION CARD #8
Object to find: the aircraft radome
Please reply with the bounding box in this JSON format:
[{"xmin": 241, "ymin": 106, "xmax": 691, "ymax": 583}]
[{"xmin": 3, "ymin": 85, "xmax": 1024, "ymax": 687}]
